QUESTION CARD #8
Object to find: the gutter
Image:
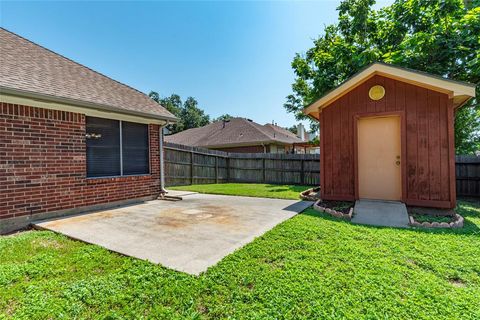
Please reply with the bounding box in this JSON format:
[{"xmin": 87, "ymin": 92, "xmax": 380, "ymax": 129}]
[{"xmin": 0, "ymin": 86, "xmax": 178, "ymax": 123}]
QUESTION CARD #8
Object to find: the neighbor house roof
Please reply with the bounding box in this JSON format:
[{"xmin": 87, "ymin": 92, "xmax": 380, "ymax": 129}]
[
  {"xmin": 0, "ymin": 28, "xmax": 176, "ymax": 122},
  {"xmin": 165, "ymin": 118, "xmax": 303, "ymax": 148},
  {"xmin": 304, "ymin": 62, "xmax": 476, "ymax": 120}
]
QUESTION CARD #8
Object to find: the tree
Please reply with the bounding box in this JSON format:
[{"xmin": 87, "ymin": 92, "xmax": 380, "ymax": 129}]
[
  {"xmin": 212, "ymin": 114, "xmax": 234, "ymax": 122},
  {"xmin": 181, "ymin": 97, "xmax": 210, "ymax": 130},
  {"xmin": 149, "ymin": 92, "xmax": 184, "ymax": 132},
  {"xmin": 149, "ymin": 92, "xmax": 210, "ymax": 134},
  {"xmin": 285, "ymin": 0, "xmax": 480, "ymax": 153},
  {"xmin": 286, "ymin": 125, "xmax": 298, "ymax": 135}
]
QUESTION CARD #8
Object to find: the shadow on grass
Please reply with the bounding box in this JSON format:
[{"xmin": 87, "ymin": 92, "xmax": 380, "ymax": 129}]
[{"xmin": 302, "ymin": 198, "xmax": 480, "ymax": 236}]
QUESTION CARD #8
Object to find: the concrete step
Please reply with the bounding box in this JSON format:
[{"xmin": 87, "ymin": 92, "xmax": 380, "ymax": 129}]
[{"xmin": 352, "ymin": 199, "xmax": 409, "ymax": 228}]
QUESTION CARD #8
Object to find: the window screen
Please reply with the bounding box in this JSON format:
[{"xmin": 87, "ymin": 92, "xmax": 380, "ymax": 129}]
[
  {"xmin": 86, "ymin": 117, "xmax": 121, "ymax": 177},
  {"xmin": 122, "ymin": 121, "xmax": 149, "ymax": 175}
]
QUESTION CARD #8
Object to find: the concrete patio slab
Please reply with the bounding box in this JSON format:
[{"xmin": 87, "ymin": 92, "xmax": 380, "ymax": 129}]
[
  {"xmin": 34, "ymin": 193, "xmax": 312, "ymax": 275},
  {"xmin": 352, "ymin": 200, "xmax": 409, "ymax": 228}
]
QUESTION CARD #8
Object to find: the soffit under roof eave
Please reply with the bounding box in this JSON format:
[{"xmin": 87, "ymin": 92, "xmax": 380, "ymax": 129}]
[{"xmin": 0, "ymin": 86, "xmax": 179, "ymax": 123}]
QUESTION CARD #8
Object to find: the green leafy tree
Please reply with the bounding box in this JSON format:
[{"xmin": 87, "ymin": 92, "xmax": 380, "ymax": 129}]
[
  {"xmin": 286, "ymin": 125, "xmax": 298, "ymax": 135},
  {"xmin": 285, "ymin": 0, "xmax": 480, "ymax": 154},
  {"xmin": 149, "ymin": 92, "xmax": 210, "ymax": 134},
  {"xmin": 213, "ymin": 114, "xmax": 234, "ymax": 122},
  {"xmin": 309, "ymin": 136, "xmax": 320, "ymax": 146},
  {"xmin": 181, "ymin": 97, "xmax": 210, "ymax": 130},
  {"xmin": 149, "ymin": 92, "xmax": 184, "ymax": 132}
]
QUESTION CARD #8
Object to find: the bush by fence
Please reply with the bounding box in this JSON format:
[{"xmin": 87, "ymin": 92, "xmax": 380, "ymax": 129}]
[{"xmin": 164, "ymin": 142, "xmax": 480, "ymax": 197}]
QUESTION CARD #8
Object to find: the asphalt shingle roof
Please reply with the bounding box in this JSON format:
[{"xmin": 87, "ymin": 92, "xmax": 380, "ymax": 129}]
[
  {"xmin": 0, "ymin": 28, "xmax": 175, "ymax": 121},
  {"xmin": 165, "ymin": 118, "xmax": 303, "ymax": 147}
]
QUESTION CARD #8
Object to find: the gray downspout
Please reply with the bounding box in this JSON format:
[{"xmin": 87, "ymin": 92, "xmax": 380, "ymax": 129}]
[
  {"xmin": 158, "ymin": 122, "xmax": 182, "ymax": 201},
  {"xmin": 159, "ymin": 122, "xmax": 168, "ymax": 196}
]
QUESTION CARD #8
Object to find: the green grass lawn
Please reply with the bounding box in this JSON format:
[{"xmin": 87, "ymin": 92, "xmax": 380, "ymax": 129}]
[
  {"xmin": 169, "ymin": 183, "xmax": 310, "ymax": 200},
  {"xmin": 1, "ymin": 194, "xmax": 480, "ymax": 319}
]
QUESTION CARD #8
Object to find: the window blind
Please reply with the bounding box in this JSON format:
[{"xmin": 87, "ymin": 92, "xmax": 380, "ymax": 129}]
[
  {"xmin": 86, "ymin": 117, "xmax": 150, "ymax": 178},
  {"xmin": 122, "ymin": 121, "xmax": 149, "ymax": 175},
  {"xmin": 86, "ymin": 117, "xmax": 121, "ymax": 177}
]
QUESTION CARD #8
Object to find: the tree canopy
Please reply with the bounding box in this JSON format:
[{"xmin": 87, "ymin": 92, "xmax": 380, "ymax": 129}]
[
  {"xmin": 285, "ymin": 0, "xmax": 480, "ymax": 154},
  {"xmin": 212, "ymin": 114, "xmax": 234, "ymax": 122},
  {"xmin": 286, "ymin": 125, "xmax": 298, "ymax": 135},
  {"xmin": 149, "ymin": 92, "xmax": 210, "ymax": 134}
]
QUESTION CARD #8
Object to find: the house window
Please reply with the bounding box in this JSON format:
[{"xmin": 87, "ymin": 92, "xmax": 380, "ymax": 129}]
[
  {"xmin": 122, "ymin": 121, "xmax": 149, "ymax": 175},
  {"xmin": 86, "ymin": 116, "xmax": 149, "ymax": 178}
]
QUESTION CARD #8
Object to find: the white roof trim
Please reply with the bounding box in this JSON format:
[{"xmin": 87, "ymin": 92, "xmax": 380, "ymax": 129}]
[
  {"xmin": 0, "ymin": 93, "xmax": 169, "ymax": 125},
  {"xmin": 304, "ymin": 63, "xmax": 476, "ymax": 118}
]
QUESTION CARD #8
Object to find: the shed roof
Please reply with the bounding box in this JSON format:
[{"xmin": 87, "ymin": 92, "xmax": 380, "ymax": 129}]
[
  {"xmin": 304, "ymin": 62, "xmax": 476, "ymax": 120},
  {"xmin": 0, "ymin": 28, "xmax": 176, "ymax": 122},
  {"xmin": 165, "ymin": 118, "xmax": 303, "ymax": 148}
]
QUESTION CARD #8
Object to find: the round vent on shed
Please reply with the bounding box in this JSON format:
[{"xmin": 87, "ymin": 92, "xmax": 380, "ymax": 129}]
[{"xmin": 368, "ymin": 85, "xmax": 385, "ymax": 101}]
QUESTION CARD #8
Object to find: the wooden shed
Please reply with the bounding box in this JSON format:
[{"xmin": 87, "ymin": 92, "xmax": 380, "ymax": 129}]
[{"xmin": 304, "ymin": 63, "xmax": 476, "ymax": 209}]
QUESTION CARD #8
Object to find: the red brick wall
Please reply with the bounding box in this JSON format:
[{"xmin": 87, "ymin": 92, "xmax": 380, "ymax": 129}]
[{"xmin": 0, "ymin": 103, "xmax": 160, "ymax": 220}]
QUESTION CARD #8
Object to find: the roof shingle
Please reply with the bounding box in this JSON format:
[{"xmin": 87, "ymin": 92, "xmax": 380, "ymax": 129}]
[
  {"xmin": 165, "ymin": 118, "xmax": 303, "ymax": 147},
  {"xmin": 0, "ymin": 28, "xmax": 176, "ymax": 121}
]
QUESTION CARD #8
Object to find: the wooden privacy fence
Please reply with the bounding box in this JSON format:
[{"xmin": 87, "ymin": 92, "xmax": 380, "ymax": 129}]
[
  {"xmin": 456, "ymin": 155, "xmax": 480, "ymax": 197},
  {"xmin": 164, "ymin": 142, "xmax": 320, "ymax": 186},
  {"xmin": 164, "ymin": 142, "xmax": 480, "ymax": 197}
]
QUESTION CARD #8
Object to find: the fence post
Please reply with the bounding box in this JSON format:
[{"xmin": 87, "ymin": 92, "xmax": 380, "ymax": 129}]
[
  {"xmin": 262, "ymin": 158, "xmax": 266, "ymax": 183},
  {"xmin": 226, "ymin": 157, "xmax": 230, "ymax": 183},
  {"xmin": 190, "ymin": 151, "xmax": 194, "ymax": 185},
  {"xmin": 215, "ymin": 156, "xmax": 219, "ymax": 184},
  {"xmin": 300, "ymin": 159, "xmax": 305, "ymax": 185}
]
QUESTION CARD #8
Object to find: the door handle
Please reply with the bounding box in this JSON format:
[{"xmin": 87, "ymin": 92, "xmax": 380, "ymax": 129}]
[{"xmin": 396, "ymin": 160, "xmax": 401, "ymax": 166}]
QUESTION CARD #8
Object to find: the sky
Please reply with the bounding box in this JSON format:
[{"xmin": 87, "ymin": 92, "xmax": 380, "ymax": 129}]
[{"xmin": 0, "ymin": 1, "xmax": 393, "ymax": 130}]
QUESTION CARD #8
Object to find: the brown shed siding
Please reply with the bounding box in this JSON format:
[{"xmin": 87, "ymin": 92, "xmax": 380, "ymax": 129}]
[{"xmin": 320, "ymin": 75, "xmax": 455, "ymax": 208}]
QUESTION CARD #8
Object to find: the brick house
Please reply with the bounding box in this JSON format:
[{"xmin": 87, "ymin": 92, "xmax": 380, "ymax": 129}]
[
  {"xmin": 165, "ymin": 117, "xmax": 304, "ymax": 153},
  {"xmin": 0, "ymin": 28, "xmax": 177, "ymax": 233}
]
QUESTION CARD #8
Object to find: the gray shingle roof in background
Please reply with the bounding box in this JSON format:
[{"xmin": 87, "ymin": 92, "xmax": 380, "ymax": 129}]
[
  {"xmin": 0, "ymin": 28, "xmax": 176, "ymax": 121},
  {"xmin": 165, "ymin": 118, "xmax": 303, "ymax": 147}
]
